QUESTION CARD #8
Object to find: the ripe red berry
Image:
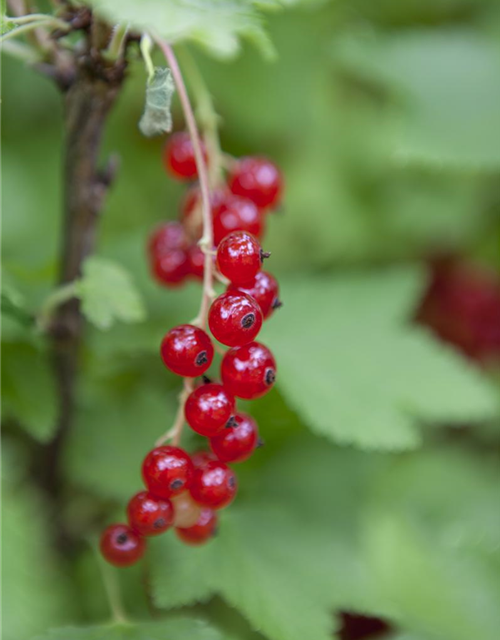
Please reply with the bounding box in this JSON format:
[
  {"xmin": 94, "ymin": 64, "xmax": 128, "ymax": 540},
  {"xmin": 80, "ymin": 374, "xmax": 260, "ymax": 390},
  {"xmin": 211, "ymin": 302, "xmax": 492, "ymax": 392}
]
[
  {"xmin": 148, "ymin": 222, "xmax": 187, "ymax": 257},
  {"xmin": 142, "ymin": 446, "xmax": 194, "ymax": 499},
  {"xmin": 190, "ymin": 460, "xmax": 237, "ymax": 509},
  {"xmin": 151, "ymin": 249, "xmax": 190, "ymax": 287},
  {"xmin": 160, "ymin": 324, "xmax": 214, "ymax": 377},
  {"xmin": 228, "ymin": 271, "xmax": 280, "ymax": 319},
  {"xmin": 171, "ymin": 491, "xmax": 202, "ymax": 528},
  {"xmin": 100, "ymin": 524, "xmax": 145, "ymax": 567},
  {"xmin": 210, "ymin": 412, "xmax": 259, "ymax": 463},
  {"xmin": 213, "ymin": 194, "xmax": 265, "ymax": 246},
  {"xmin": 187, "ymin": 244, "xmax": 205, "ymax": 280},
  {"xmin": 216, "ymin": 231, "xmax": 266, "ymax": 286},
  {"xmin": 175, "ymin": 508, "xmax": 218, "ymax": 545},
  {"xmin": 221, "ymin": 341, "xmax": 276, "ymax": 399},
  {"xmin": 209, "ymin": 291, "xmax": 263, "ymax": 347},
  {"xmin": 229, "ymin": 156, "xmax": 283, "ymax": 209},
  {"xmin": 127, "ymin": 491, "xmax": 173, "ymax": 536},
  {"xmin": 163, "ymin": 132, "xmax": 207, "ymax": 180},
  {"xmin": 185, "ymin": 382, "xmax": 235, "ymax": 437}
]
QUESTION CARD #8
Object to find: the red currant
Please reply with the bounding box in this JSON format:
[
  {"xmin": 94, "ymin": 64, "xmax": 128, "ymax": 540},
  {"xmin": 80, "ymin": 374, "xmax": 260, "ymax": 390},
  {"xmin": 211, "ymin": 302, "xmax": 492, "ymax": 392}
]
[
  {"xmin": 175, "ymin": 508, "xmax": 218, "ymax": 545},
  {"xmin": 213, "ymin": 195, "xmax": 265, "ymax": 246},
  {"xmin": 142, "ymin": 446, "xmax": 194, "ymax": 499},
  {"xmin": 151, "ymin": 250, "xmax": 190, "ymax": 287},
  {"xmin": 210, "ymin": 412, "xmax": 259, "ymax": 463},
  {"xmin": 100, "ymin": 524, "xmax": 145, "ymax": 567},
  {"xmin": 163, "ymin": 132, "xmax": 207, "ymax": 180},
  {"xmin": 221, "ymin": 341, "xmax": 276, "ymax": 399},
  {"xmin": 228, "ymin": 271, "xmax": 280, "ymax": 319},
  {"xmin": 171, "ymin": 491, "xmax": 202, "ymax": 528},
  {"xmin": 229, "ymin": 157, "xmax": 283, "ymax": 209},
  {"xmin": 187, "ymin": 244, "xmax": 205, "ymax": 280},
  {"xmin": 216, "ymin": 231, "xmax": 266, "ymax": 286},
  {"xmin": 127, "ymin": 491, "xmax": 173, "ymax": 536},
  {"xmin": 190, "ymin": 460, "xmax": 237, "ymax": 509},
  {"xmin": 148, "ymin": 222, "xmax": 187, "ymax": 257},
  {"xmin": 185, "ymin": 383, "xmax": 235, "ymax": 437},
  {"xmin": 160, "ymin": 325, "xmax": 214, "ymax": 377},
  {"xmin": 208, "ymin": 292, "xmax": 263, "ymax": 347}
]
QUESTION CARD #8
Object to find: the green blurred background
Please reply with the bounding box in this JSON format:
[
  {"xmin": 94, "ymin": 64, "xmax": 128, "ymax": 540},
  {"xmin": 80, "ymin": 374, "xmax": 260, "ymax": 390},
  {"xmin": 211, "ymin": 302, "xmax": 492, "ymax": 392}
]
[{"xmin": 2, "ymin": 1, "xmax": 500, "ymax": 639}]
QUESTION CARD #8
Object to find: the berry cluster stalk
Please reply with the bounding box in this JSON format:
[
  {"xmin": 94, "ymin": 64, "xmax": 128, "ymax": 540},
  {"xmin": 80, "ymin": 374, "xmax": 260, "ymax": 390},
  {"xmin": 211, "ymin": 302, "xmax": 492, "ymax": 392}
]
[{"xmin": 155, "ymin": 41, "xmax": 215, "ymax": 446}]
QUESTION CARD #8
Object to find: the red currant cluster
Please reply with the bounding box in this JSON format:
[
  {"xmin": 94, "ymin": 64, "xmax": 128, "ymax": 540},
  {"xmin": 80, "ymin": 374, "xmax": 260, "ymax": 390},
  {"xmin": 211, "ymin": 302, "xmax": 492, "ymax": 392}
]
[
  {"xmin": 148, "ymin": 131, "xmax": 282, "ymax": 286},
  {"xmin": 100, "ymin": 131, "xmax": 283, "ymax": 567},
  {"xmin": 418, "ymin": 256, "xmax": 500, "ymax": 364}
]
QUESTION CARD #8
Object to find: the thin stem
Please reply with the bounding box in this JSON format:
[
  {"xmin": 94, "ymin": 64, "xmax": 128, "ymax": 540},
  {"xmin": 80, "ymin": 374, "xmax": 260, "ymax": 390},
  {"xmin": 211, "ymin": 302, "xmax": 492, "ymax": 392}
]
[
  {"xmin": 155, "ymin": 378, "xmax": 194, "ymax": 447},
  {"xmin": 156, "ymin": 40, "xmax": 215, "ymax": 327},
  {"xmin": 0, "ymin": 39, "xmax": 40, "ymax": 62},
  {"xmin": 177, "ymin": 46, "xmax": 223, "ymax": 187},
  {"xmin": 104, "ymin": 23, "xmax": 129, "ymax": 61},
  {"xmin": 97, "ymin": 550, "xmax": 129, "ymax": 624},
  {"xmin": 140, "ymin": 34, "xmax": 155, "ymax": 82},
  {"xmin": 37, "ymin": 281, "xmax": 79, "ymax": 331}
]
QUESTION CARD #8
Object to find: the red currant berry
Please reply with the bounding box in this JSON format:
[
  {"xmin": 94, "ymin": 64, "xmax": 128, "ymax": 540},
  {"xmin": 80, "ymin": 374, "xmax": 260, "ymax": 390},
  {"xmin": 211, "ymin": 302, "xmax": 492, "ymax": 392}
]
[
  {"xmin": 185, "ymin": 383, "xmax": 235, "ymax": 437},
  {"xmin": 142, "ymin": 446, "xmax": 194, "ymax": 499},
  {"xmin": 228, "ymin": 271, "xmax": 280, "ymax": 319},
  {"xmin": 148, "ymin": 222, "xmax": 187, "ymax": 257},
  {"xmin": 100, "ymin": 524, "xmax": 145, "ymax": 567},
  {"xmin": 210, "ymin": 412, "xmax": 259, "ymax": 463},
  {"xmin": 171, "ymin": 491, "xmax": 202, "ymax": 528},
  {"xmin": 209, "ymin": 292, "xmax": 263, "ymax": 347},
  {"xmin": 216, "ymin": 231, "xmax": 266, "ymax": 286},
  {"xmin": 151, "ymin": 249, "xmax": 190, "ymax": 287},
  {"xmin": 187, "ymin": 244, "xmax": 205, "ymax": 280},
  {"xmin": 127, "ymin": 491, "xmax": 173, "ymax": 536},
  {"xmin": 160, "ymin": 325, "xmax": 214, "ymax": 377},
  {"xmin": 175, "ymin": 508, "xmax": 218, "ymax": 545},
  {"xmin": 221, "ymin": 341, "xmax": 276, "ymax": 399},
  {"xmin": 191, "ymin": 450, "xmax": 218, "ymax": 469},
  {"xmin": 229, "ymin": 157, "xmax": 283, "ymax": 209},
  {"xmin": 190, "ymin": 460, "xmax": 237, "ymax": 509},
  {"xmin": 163, "ymin": 132, "xmax": 207, "ymax": 180},
  {"xmin": 213, "ymin": 195, "xmax": 265, "ymax": 246}
]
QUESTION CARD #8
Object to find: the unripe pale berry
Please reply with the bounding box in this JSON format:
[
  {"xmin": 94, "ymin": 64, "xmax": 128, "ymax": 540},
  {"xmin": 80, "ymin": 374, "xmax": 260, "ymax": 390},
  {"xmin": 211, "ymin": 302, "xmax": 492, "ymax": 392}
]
[{"xmin": 171, "ymin": 491, "xmax": 203, "ymax": 528}]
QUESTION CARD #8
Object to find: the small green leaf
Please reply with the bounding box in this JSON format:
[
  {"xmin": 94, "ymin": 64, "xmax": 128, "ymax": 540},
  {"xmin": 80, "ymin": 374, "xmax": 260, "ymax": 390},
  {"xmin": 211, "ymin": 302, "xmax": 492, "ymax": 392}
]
[
  {"xmin": 139, "ymin": 67, "xmax": 175, "ymax": 137},
  {"xmin": 261, "ymin": 268, "xmax": 498, "ymax": 450},
  {"xmin": 75, "ymin": 257, "xmax": 146, "ymax": 331},
  {"xmin": 33, "ymin": 617, "xmax": 223, "ymax": 640}
]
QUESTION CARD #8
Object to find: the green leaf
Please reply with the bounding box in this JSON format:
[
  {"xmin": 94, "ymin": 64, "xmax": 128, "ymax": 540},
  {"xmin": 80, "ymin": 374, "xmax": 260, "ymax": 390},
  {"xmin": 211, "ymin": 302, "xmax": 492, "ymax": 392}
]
[
  {"xmin": 261, "ymin": 268, "xmax": 498, "ymax": 450},
  {"xmin": 1, "ymin": 341, "xmax": 57, "ymax": 442},
  {"xmin": 2, "ymin": 450, "xmax": 74, "ymax": 640},
  {"xmin": 139, "ymin": 67, "xmax": 175, "ymax": 137},
  {"xmin": 334, "ymin": 29, "xmax": 500, "ymax": 170},
  {"xmin": 75, "ymin": 257, "xmax": 146, "ymax": 331},
  {"xmin": 33, "ymin": 617, "xmax": 222, "ymax": 640},
  {"xmin": 85, "ymin": 0, "xmax": 280, "ymax": 59}
]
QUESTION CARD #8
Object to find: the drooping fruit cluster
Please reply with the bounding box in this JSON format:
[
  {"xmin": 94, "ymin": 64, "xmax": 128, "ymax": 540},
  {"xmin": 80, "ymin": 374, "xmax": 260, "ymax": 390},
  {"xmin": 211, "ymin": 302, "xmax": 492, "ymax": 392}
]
[
  {"xmin": 147, "ymin": 131, "xmax": 283, "ymax": 287},
  {"xmin": 417, "ymin": 256, "xmax": 500, "ymax": 365},
  {"xmin": 100, "ymin": 132, "xmax": 283, "ymax": 567}
]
